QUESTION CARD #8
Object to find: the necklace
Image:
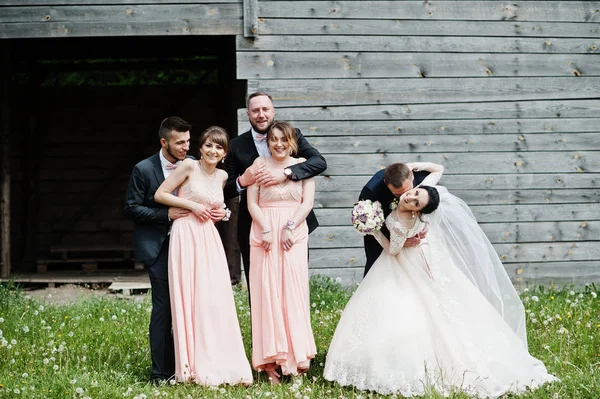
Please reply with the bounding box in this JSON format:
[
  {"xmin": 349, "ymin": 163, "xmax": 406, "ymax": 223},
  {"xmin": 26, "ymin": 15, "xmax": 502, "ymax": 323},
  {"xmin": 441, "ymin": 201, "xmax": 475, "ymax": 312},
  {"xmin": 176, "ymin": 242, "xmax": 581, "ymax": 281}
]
[{"xmin": 199, "ymin": 160, "xmax": 217, "ymax": 182}]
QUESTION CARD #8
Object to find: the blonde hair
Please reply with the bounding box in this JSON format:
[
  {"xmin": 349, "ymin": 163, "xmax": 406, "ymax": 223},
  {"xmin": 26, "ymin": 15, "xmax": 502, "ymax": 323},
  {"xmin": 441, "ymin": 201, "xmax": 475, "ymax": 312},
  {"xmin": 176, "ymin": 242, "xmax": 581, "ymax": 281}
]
[{"xmin": 267, "ymin": 121, "xmax": 299, "ymax": 156}]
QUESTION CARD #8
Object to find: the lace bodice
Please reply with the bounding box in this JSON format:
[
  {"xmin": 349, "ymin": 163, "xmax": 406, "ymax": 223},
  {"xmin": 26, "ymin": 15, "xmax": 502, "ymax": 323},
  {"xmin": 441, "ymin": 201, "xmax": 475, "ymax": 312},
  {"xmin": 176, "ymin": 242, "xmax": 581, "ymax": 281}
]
[
  {"xmin": 178, "ymin": 162, "xmax": 224, "ymax": 208},
  {"xmin": 258, "ymin": 180, "xmax": 303, "ymax": 204},
  {"xmin": 376, "ymin": 211, "xmax": 427, "ymax": 256}
]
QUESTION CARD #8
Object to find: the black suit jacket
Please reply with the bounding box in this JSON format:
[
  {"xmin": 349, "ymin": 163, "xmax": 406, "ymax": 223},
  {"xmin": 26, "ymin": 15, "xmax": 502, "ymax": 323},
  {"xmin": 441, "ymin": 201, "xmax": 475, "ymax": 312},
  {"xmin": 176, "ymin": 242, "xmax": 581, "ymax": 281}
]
[
  {"xmin": 359, "ymin": 169, "xmax": 429, "ymax": 276},
  {"xmin": 222, "ymin": 128, "xmax": 327, "ymax": 236},
  {"xmin": 124, "ymin": 153, "xmax": 195, "ymax": 266}
]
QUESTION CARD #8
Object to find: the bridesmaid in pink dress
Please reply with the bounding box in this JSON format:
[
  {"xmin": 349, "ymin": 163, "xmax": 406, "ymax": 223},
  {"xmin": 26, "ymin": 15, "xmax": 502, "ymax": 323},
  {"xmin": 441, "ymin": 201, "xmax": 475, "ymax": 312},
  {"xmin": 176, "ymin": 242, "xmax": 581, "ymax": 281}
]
[
  {"xmin": 247, "ymin": 121, "xmax": 317, "ymax": 384},
  {"xmin": 154, "ymin": 126, "xmax": 253, "ymax": 386}
]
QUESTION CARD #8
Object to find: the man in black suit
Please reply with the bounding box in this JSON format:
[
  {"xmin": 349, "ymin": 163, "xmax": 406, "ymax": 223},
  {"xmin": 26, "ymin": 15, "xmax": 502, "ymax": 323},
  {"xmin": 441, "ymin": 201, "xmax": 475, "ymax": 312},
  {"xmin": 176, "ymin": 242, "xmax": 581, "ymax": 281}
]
[
  {"xmin": 359, "ymin": 163, "xmax": 433, "ymax": 277},
  {"xmin": 124, "ymin": 116, "xmax": 200, "ymax": 382},
  {"xmin": 223, "ymin": 92, "xmax": 327, "ymax": 293}
]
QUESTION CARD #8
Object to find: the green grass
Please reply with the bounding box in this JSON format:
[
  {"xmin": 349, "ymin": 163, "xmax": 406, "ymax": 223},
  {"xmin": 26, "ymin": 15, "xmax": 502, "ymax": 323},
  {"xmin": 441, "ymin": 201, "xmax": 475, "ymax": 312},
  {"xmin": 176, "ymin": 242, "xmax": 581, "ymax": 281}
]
[{"xmin": 0, "ymin": 276, "xmax": 598, "ymax": 398}]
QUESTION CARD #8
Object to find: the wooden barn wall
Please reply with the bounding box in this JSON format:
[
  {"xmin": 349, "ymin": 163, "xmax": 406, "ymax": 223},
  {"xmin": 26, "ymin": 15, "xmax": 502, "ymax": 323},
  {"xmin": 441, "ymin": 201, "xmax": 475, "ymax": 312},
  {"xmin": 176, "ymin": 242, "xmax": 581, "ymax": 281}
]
[
  {"xmin": 0, "ymin": 0, "xmax": 242, "ymax": 38},
  {"xmin": 236, "ymin": 1, "xmax": 600, "ymax": 287}
]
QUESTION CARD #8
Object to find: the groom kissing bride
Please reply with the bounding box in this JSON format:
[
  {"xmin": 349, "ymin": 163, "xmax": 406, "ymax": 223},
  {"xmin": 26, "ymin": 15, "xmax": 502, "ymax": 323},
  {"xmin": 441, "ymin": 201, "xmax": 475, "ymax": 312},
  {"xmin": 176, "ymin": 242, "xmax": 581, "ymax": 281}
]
[{"xmin": 323, "ymin": 161, "xmax": 558, "ymax": 398}]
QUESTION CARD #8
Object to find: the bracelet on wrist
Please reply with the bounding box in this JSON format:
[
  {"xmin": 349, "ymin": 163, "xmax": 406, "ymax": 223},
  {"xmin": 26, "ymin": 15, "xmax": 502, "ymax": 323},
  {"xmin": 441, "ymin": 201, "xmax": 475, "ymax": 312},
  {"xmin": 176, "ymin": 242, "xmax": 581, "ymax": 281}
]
[
  {"xmin": 285, "ymin": 219, "xmax": 297, "ymax": 230},
  {"xmin": 262, "ymin": 230, "xmax": 271, "ymax": 235}
]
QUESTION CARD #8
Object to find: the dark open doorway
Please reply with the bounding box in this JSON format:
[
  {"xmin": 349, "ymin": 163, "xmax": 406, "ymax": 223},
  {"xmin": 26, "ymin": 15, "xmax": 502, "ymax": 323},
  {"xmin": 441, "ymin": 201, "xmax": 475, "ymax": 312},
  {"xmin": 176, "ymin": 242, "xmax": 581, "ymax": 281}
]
[{"xmin": 5, "ymin": 35, "xmax": 246, "ymax": 275}]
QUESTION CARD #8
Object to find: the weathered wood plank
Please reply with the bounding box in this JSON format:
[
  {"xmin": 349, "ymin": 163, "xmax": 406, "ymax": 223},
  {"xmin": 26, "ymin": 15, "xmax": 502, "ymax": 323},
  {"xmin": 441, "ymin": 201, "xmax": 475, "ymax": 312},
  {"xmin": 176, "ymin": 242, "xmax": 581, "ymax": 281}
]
[
  {"xmin": 237, "ymin": 52, "xmax": 600, "ymax": 79},
  {"xmin": 244, "ymin": 100, "xmax": 600, "ymax": 121},
  {"xmin": 315, "ymin": 173, "xmax": 600, "ymax": 191},
  {"xmin": 496, "ymin": 241, "xmax": 600, "ymax": 263},
  {"xmin": 513, "ymin": 261, "xmax": 600, "ymax": 286},
  {"xmin": 0, "ymin": 4, "xmax": 241, "ymax": 23},
  {"xmin": 243, "ymin": 0, "xmax": 258, "ymax": 37},
  {"xmin": 309, "ymin": 248, "xmax": 365, "ymax": 269},
  {"xmin": 308, "ymin": 221, "xmax": 598, "ymax": 248},
  {"xmin": 237, "ymin": 35, "xmax": 600, "ymax": 54},
  {"xmin": 240, "ymin": 118, "xmax": 600, "ymax": 136},
  {"xmin": 314, "ymin": 203, "xmax": 600, "ymax": 224},
  {"xmin": 258, "ymin": 2, "xmax": 600, "ymax": 23},
  {"xmin": 259, "ymin": 19, "xmax": 600, "ymax": 38},
  {"xmin": 313, "ymin": 188, "xmax": 600, "ymax": 207},
  {"xmin": 321, "ymin": 152, "xmax": 598, "ymax": 175},
  {"xmin": 0, "ymin": 20, "xmax": 242, "ymax": 38},
  {"xmin": 308, "ymin": 133, "xmax": 600, "ymax": 154},
  {"xmin": 250, "ymin": 77, "xmax": 600, "ymax": 107},
  {"xmin": 2, "ymin": 0, "xmax": 239, "ymax": 4}
]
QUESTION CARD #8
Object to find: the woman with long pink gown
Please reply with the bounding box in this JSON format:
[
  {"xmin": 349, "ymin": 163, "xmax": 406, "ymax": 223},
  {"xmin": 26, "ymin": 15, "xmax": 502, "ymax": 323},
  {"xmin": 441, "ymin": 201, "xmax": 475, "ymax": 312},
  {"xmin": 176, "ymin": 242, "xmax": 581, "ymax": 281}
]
[
  {"xmin": 247, "ymin": 121, "xmax": 317, "ymax": 384},
  {"xmin": 155, "ymin": 126, "xmax": 253, "ymax": 386}
]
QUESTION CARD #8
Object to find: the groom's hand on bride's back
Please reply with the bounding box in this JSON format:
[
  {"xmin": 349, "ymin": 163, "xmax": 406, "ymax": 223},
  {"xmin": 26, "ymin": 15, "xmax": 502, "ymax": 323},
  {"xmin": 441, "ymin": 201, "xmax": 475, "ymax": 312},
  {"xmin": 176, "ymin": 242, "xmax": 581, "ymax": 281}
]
[
  {"xmin": 404, "ymin": 230, "xmax": 428, "ymax": 247},
  {"xmin": 404, "ymin": 237, "xmax": 421, "ymax": 247}
]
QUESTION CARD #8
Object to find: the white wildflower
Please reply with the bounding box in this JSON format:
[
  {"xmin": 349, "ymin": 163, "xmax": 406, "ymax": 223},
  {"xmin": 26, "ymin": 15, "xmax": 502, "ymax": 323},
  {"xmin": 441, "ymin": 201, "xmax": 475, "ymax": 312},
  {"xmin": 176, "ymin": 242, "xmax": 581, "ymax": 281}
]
[
  {"xmin": 531, "ymin": 296, "xmax": 539, "ymax": 302},
  {"xmin": 76, "ymin": 387, "xmax": 84, "ymax": 394},
  {"xmin": 592, "ymin": 292, "xmax": 597, "ymax": 299}
]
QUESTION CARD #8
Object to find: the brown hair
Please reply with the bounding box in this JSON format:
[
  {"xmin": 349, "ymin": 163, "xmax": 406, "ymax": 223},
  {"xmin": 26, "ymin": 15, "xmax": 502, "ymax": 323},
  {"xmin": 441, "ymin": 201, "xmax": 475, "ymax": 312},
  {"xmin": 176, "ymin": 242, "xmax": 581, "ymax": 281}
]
[
  {"xmin": 199, "ymin": 126, "xmax": 229, "ymax": 154},
  {"xmin": 383, "ymin": 163, "xmax": 412, "ymax": 188},
  {"xmin": 247, "ymin": 91, "xmax": 273, "ymax": 108},
  {"xmin": 158, "ymin": 116, "xmax": 191, "ymax": 140},
  {"xmin": 268, "ymin": 121, "xmax": 299, "ymax": 157}
]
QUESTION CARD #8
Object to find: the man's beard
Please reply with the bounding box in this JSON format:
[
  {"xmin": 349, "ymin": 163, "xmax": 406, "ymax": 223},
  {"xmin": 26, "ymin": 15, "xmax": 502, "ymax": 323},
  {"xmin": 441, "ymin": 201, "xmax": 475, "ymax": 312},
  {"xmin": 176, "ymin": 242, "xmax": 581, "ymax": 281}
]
[
  {"xmin": 166, "ymin": 143, "xmax": 185, "ymax": 161},
  {"xmin": 250, "ymin": 120, "xmax": 272, "ymax": 134}
]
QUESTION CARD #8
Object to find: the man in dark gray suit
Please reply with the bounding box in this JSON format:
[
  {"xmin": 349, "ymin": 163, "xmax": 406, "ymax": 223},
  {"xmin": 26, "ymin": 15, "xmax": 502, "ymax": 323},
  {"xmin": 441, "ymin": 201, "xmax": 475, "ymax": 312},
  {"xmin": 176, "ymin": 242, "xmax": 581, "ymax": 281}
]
[
  {"xmin": 223, "ymin": 92, "xmax": 327, "ymax": 296},
  {"xmin": 124, "ymin": 116, "xmax": 196, "ymax": 383},
  {"xmin": 359, "ymin": 163, "xmax": 432, "ymax": 277}
]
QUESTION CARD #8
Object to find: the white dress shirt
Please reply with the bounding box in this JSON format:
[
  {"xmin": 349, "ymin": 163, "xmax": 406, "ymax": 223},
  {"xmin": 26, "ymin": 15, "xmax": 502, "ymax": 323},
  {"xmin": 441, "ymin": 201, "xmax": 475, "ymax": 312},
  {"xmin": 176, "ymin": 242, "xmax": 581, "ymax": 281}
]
[{"xmin": 236, "ymin": 128, "xmax": 270, "ymax": 193}]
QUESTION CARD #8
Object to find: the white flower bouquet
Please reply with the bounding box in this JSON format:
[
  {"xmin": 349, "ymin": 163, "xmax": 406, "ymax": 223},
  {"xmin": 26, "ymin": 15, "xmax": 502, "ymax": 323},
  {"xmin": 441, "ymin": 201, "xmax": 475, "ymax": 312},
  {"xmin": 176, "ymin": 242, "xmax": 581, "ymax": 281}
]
[{"xmin": 351, "ymin": 199, "xmax": 385, "ymax": 236}]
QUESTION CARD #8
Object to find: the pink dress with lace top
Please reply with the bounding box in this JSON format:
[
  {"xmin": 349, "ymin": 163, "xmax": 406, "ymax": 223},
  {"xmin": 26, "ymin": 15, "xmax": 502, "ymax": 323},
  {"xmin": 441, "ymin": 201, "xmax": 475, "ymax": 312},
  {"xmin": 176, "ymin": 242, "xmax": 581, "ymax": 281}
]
[
  {"xmin": 168, "ymin": 161, "xmax": 252, "ymax": 385},
  {"xmin": 249, "ymin": 176, "xmax": 317, "ymax": 375}
]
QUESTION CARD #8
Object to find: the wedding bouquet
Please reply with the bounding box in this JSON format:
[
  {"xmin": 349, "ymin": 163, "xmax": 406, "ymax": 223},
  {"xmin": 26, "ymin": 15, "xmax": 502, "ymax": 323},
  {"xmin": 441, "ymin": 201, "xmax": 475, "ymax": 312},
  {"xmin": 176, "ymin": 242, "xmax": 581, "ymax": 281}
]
[{"xmin": 351, "ymin": 199, "xmax": 385, "ymax": 236}]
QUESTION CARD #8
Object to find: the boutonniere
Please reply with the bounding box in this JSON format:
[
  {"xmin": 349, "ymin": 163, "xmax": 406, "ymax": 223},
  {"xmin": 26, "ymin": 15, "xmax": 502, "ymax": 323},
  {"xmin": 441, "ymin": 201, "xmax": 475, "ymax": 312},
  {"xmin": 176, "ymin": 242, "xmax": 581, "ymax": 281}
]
[{"xmin": 390, "ymin": 197, "xmax": 399, "ymax": 210}]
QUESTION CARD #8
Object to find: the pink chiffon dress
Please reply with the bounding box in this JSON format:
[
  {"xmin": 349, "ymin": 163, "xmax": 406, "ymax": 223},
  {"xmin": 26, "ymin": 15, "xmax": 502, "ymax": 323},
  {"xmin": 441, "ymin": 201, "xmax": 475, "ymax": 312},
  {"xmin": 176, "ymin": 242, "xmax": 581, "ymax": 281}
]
[
  {"xmin": 168, "ymin": 162, "xmax": 253, "ymax": 385},
  {"xmin": 249, "ymin": 176, "xmax": 317, "ymax": 375}
]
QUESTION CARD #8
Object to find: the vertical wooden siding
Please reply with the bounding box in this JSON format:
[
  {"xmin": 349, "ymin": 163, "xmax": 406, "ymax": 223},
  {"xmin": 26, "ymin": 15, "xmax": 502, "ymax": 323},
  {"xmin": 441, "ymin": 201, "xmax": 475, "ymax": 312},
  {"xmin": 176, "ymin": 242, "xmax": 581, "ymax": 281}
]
[{"xmin": 236, "ymin": 0, "xmax": 600, "ymax": 286}]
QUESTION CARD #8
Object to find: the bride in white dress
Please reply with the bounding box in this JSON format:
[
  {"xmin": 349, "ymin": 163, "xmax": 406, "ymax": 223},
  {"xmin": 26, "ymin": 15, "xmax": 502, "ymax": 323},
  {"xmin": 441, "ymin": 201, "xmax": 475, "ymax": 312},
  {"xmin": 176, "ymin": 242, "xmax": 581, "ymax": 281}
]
[{"xmin": 323, "ymin": 170, "xmax": 558, "ymax": 398}]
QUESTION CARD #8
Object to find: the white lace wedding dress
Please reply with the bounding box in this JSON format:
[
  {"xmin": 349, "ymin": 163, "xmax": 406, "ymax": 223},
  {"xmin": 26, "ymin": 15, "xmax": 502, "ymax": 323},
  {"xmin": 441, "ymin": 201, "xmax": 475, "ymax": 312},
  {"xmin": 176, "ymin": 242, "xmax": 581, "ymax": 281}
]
[{"xmin": 323, "ymin": 187, "xmax": 557, "ymax": 398}]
